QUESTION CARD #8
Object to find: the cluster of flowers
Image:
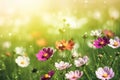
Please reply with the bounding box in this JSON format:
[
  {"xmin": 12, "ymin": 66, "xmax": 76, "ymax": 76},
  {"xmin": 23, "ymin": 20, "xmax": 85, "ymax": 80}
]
[
  {"xmin": 14, "ymin": 47, "xmax": 30, "ymax": 67},
  {"xmin": 35, "ymin": 38, "xmax": 115, "ymax": 80},
  {"xmin": 12, "ymin": 29, "xmax": 118, "ymax": 80},
  {"xmin": 88, "ymin": 29, "xmax": 120, "ymax": 49},
  {"xmin": 36, "ymin": 46, "xmax": 89, "ymax": 80}
]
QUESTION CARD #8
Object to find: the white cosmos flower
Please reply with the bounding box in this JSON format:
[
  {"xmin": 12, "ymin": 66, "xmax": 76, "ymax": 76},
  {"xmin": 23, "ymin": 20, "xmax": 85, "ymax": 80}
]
[
  {"xmin": 65, "ymin": 70, "xmax": 83, "ymax": 80},
  {"xmin": 90, "ymin": 29, "xmax": 102, "ymax": 37},
  {"xmin": 108, "ymin": 37, "xmax": 120, "ymax": 48},
  {"xmin": 55, "ymin": 61, "xmax": 72, "ymax": 70},
  {"xmin": 14, "ymin": 47, "xmax": 25, "ymax": 55},
  {"xmin": 2, "ymin": 41, "xmax": 11, "ymax": 48},
  {"xmin": 72, "ymin": 51, "xmax": 79, "ymax": 58},
  {"xmin": 15, "ymin": 56, "xmax": 30, "ymax": 67},
  {"xmin": 74, "ymin": 56, "xmax": 89, "ymax": 67}
]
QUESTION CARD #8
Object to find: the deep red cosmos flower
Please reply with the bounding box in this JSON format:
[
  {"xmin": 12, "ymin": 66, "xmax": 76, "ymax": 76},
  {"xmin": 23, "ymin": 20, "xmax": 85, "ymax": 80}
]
[{"xmin": 41, "ymin": 70, "xmax": 55, "ymax": 80}]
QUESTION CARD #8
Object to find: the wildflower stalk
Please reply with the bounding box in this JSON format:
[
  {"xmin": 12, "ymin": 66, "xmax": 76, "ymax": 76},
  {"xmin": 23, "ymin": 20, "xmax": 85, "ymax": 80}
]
[{"xmin": 83, "ymin": 67, "xmax": 91, "ymax": 80}]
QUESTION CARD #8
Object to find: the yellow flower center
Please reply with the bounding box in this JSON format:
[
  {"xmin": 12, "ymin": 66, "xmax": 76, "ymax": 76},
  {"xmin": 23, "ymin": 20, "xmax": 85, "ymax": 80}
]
[
  {"xmin": 113, "ymin": 42, "xmax": 118, "ymax": 46},
  {"xmin": 107, "ymin": 32, "xmax": 112, "ymax": 37},
  {"xmin": 102, "ymin": 73, "xmax": 108, "ymax": 78},
  {"xmin": 44, "ymin": 74, "xmax": 50, "ymax": 78},
  {"xmin": 100, "ymin": 41, "xmax": 104, "ymax": 45},
  {"xmin": 43, "ymin": 53, "xmax": 48, "ymax": 57},
  {"xmin": 72, "ymin": 75, "xmax": 77, "ymax": 79},
  {"xmin": 21, "ymin": 61, "xmax": 25, "ymax": 64}
]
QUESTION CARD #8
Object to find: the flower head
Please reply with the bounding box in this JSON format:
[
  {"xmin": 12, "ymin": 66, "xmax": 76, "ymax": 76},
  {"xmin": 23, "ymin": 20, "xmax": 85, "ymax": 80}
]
[
  {"xmin": 14, "ymin": 47, "xmax": 26, "ymax": 55},
  {"xmin": 55, "ymin": 61, "xmax": 72, "ymax": 70},
  {"xmin": 96, "ymin": 66, "xmax": 114, "ymax": 80},
  {"xmin": 36, "ymin": 48, "xmax": 54, "ymax": 61},
  {"xmin": 108, "ymin": 37, "xmax": 120, "ymax": 48},
  {"xmin": 65, "ymin": 70, "xmax": 83, "ymax": 80},
  {"xmin": 103, "ymin": 30, "xmax": 114, "ymax": 38},
  {"xmin": 90, "ymin": 29, "xmax": 102, "ymax": 37},
  {"xmin": 15, "ymin": 56, "xmax": 30, "ymax": 67},
  {"xmin": 56, "ymin": 39, "xmax": 74, "ymax": 51},
  {"xmin": 56, "ymin": 40, "xmax": 67, "ymax": 51},
  {"xmin": 74, "ymin": 56, "xmax": 89, "ymax": 67},
  {"xmin": 93, "ymin": 37, "xmax": 109, "ymax": 48},
  {"xmin": 66, "ymin": 39, "xmax": 75, "ymax": 50},
  {"xmin": 41, "ymin": 70, "xmax": 55, "ymax": 80}
]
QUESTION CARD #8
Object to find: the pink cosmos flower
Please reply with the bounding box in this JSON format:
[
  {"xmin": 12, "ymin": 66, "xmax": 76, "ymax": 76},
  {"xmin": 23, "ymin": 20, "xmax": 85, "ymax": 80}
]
[
  {"xmin": 36, "ymin": 48, "xmax": 54, "ymax": 61},
  {"xmin": 65, "ymin": 70, "xmax": 83, "ymax": 80},
  {"xmin": 108, "ymin": 37, "xmax": 120, "ymax": 48},
  {"xmin": 95, "ymin": 66, "xmax": 114, "ymax": 80},
  {"xmin": 93, "ymin": 37, "xmax": 109, "ymax": 48},
  {"xmin": 74, "ymin": 56, "xmax": 89, "ymax": 67}
]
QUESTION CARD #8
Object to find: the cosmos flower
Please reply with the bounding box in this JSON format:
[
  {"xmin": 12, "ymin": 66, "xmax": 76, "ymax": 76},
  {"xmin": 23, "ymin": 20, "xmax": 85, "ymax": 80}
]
[
  {"xmin": 56, "ymin": 40, "xmax": 67, "ymax": 51},
  {"xmin": 56, "ymin": 39, "xmax": 74, "ymax": 51},
  {"xmin": 14, "ymin": 47, "xmax": 26, "ymax": 55},
  {"xmin": 65, "ymin": 70, "xmax": 83, "ymax": 80},
  {"xmin": 108, "ymin": 37, "xmax": 120, "ymax": 48},
  {"xmin": 15, "ymin": 56, "xmax": 30, "ymax": 67},
  {"xmin": 41, "ymin": 70, "xmax": 55, "ymax": 80},
  {"xmin": 66, "ymin": 39, "xmax": 75, "ymax": 50},
  {"xmin": 93, "ymin": 37, "xmax": 109, "ymax": 48},
  {"xmin": 55, "ymin": 61, "xmax": 72, "ymax": 70},
  {"xmin": 103, "ymin": 30, "xmax": 114, "ymax": 38},
  {"xmin": 72, "ymin": 51, "xmax": 79, "ymax": 58},
  {"xmin": 95, "ymin": 66, "xmax": 114, "ymax": 80},
  {"xmin": 36, "ymin": 48, "xmax": 54, "ymax": 61},
  {"xmin": 74, "ymin": 56, "xmax": 89, "ymax": 67},
  {"xmin": 90, "ymin": 29, "xmax": 102, "ymax": 37}
]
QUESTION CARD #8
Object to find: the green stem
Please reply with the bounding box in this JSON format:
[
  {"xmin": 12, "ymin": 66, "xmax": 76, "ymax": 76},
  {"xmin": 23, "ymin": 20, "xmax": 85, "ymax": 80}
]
[{"xmin": 84, "ymin": 67, "xmax": 91, "ymax": 80}]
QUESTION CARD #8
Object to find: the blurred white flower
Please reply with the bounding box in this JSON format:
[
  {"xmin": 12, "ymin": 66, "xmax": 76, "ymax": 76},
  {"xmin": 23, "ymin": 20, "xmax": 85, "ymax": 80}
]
[
  {"xmin": 73, "ymin": 43, "xmax": 79, "ymax": 50},
  {"xmin": 72, "ymin": 51, "xmax": 79, "ymax": 58},
  {"xmin": 65, "ymin": 70, "xmax": 83, "ymax": 80},
  {"xmin": 2, "ymin": 41, "xmax": 11, "ymax": 48},
  {"xmin": 109, "ymin": 8, "xmax": 119, "ymax": 20},
  {"xmin": 14, "ymin": 47, "xmax": 26, "ymax": 55},
  {"xmin": 108, "ymin": 37, "xmax": 120, "ymax": 48},
  {"xmin": 15, "ymin": 56, "xmax": 30, "ymax": 67},
  {"xmin": 90, "ymin": 29, "xmax": 102, "ymax": 37},
  {"xmin": 74, "ymin": 56, "xmax": 89, "ymax": 67},
  {"xmin": 87, "ymin": 40, "xmax": 96, "ymax": 49},
  {"xmin": 93, "ymin": 11, "xmax": 101, "ymax": 20},
  {"xmin": 55, "ymin": 61, "xmax": 72, "ymax": 70}
]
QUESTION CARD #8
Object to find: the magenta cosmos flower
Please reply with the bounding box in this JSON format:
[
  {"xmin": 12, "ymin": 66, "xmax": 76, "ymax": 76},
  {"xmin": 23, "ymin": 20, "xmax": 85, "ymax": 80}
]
[
  {"xmin": 41, "ymin": 70, "xmax": 55, "ymax": 80},
  {"xmin": 93, "ymin": 37, "xmax": 109, "ymax": 48},
  {"xmin": 95, "ymin": 66, "xmax": 114, "ymax": 80},
  {"xmin": 36, "ymin": 48, "xmax": 54, "ymax": 61}
]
